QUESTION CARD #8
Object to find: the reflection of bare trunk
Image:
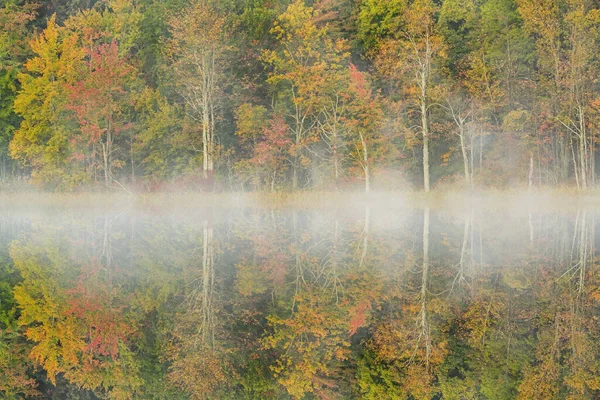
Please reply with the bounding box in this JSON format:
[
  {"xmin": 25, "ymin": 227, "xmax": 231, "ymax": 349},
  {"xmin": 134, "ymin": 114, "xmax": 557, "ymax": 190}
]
[
  {"xmin": 101, "ymin": 215, "xmax": 113, "ymax": 290},
  {"xmin": 199, "ymin": 220, "xmax": 215, "ymax": 347},
  {"xmin": 577, "ymin": 211, "xmax": 587, "ymax": 295},
  {"xmin": 291, "ymin": 211, "xmax": 304, "ymax": 309},
  {"xmin": 566, "ymin": 211, "xmax": 591, "ymax": 296},
  {"xmin": 331, "ymin": 220, "xmax": 340, "ymax": 302},
  {"xmin": 528, "ymin": 211, "xmax": 534, "ymax": 245},
  {"xmin": 360, "ymin": 206, "xmax": 370, "ymax": 268},
  {"xmin": 421, "ymin": 206, "xmax": 431, "ymax": 372},
  {"xmin": 453, "ymin": 213, "xmax": 471, "ymax": 290}
]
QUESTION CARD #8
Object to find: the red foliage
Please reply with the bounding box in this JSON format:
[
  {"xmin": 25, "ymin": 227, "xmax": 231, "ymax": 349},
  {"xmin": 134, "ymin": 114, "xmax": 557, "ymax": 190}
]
[
  {"xmin": 67, "ymin": 41, "xmax": 135, "ymax": 158},
  {"xmin": 348, "ymin": 300, "xmax": 372, "ymax": 337},
  {"xmin": 251, "ymin": 115, "xmax": 291, "ymax": 168},
  {"xmin": 349, "ymin": 63, "xmax": 370, "ymax": 98},
  {"xmin": 65, "ymin": 260, "xmax": 135, "ymax": 359}
]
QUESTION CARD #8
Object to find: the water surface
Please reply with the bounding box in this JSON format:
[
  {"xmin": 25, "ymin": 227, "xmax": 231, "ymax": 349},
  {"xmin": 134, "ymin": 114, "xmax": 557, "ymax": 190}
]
[{"xmin": 1, "ymin": 200, "xmax": 599, "ymax": 399}]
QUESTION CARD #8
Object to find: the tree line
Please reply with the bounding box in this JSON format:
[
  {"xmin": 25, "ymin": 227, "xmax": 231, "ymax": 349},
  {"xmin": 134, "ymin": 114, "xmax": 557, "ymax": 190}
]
[{"xmin": 1, "ymin": 0, "xmax": 600, "ymax": 192}]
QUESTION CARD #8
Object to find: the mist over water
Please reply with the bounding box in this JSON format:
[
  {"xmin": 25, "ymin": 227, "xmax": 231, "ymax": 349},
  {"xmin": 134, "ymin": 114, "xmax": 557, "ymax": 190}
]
[{"xmin": 1, "ymin": 197, "xmax": 599, "ymax": 398}]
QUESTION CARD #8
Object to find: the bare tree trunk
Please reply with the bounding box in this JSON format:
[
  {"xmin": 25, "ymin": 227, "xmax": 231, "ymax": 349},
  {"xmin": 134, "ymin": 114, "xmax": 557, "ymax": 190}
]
[
  {"xmin": 102, "ymin": 142, "xmax": 109, "ymax": 186},
  {"xmin": 333, "ymin": 125, "xmax": 339, "ymax": 186},
  {"xmin": 421, "ymin": 95, "xmax": 430, "ymax": 192},
  {"xmin": 579, "ymin": 107, "xmax": 587, "ymax": 190},
  {"xmin": 360, "ymin": 132, "xmax": 370, "ymax": 194},
  {"xmin": 459, "ymin": 126, "xmax": 470, "ymax": 185},
  {"xmin": 528, "ymin": 152, "xmax": 534, "ymax": 189},
  {"xmin": 592, "ymin": 121, "xmax": 596, "ymax": 186},
  {"xmin": 202, "ymin": 94, "xmax": 210, "ymax": 180},
  {"xmin": 418, "ymin": 37, "xmax": 431, "ymax": 193},
  {"xmin": 130, "ymin": 137, "xmax": 135, "ymax": 183},
  {"xmin": 292, "ymin": 160, "xmax": 298, "ymax": 191},
  {"xmin": 571, "ymin": 140, "xmax": 580, "ymax": 191}
]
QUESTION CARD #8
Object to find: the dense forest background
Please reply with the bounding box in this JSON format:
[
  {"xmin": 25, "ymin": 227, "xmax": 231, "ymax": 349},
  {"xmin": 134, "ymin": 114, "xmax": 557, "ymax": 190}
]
[{"xmin": 1, "ymin": 0, "xmax": 600, "ymax": 192}]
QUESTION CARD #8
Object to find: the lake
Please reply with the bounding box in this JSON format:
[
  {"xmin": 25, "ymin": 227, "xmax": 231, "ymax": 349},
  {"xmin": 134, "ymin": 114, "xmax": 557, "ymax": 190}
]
[{"xmin": 1, "ymin": 195, "xmax": 599, "ymax": 399}]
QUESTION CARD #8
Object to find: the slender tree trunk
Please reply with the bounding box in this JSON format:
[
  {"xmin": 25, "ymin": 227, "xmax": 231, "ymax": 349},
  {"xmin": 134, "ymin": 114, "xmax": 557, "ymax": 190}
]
[
  {"xmin": 528, "ymin": 152, "xmax": 534, "ymax": 189},
  {"xmin": 130, "ymin": 137, "xmax": 135, "ymax": 183},
  {"xmin": 572, "ymin": 140, "xmax": 580, "ymax": 191},
  {"xmin": 106, "ymin": 116, "xmax": 112, "ymax": 185},
  {"xmin": 103, "ymin": 143, "xmax": 109, "ymax": 186},
  {"xmin": 478, "ymin": 129, "xmax": 482, "ymax": 175},
  {"xmin": 208, "ymin": 55, "xmax": 216, "ymax": 177},
  {"xmin": 202, "ymin": 94, "xmax": 210, "ymax": 180},
  {"xmin": 360, "ymin": 132, "xmax": 370, "ymax": 194},
  {"xmin": 579, "ymin": 108, "xmax": 587, "ymax": 190},
  {"xmin": 333, "ymin": 123, "xmax": 339, "ymax": 186},
  {"xmin": 592, "ymin": 121, "xmax": 596, "ymax": 186},
  {"xmin": 292, "ymin": 160, "xmax": 298, "ymax": 191},
  {"xmin": 459, "ymin": 126, "xmax": 470, "ymax": 186},
  {"xmin": 421, "ymin": 94, "xmax": 430, "ymax": 192}
]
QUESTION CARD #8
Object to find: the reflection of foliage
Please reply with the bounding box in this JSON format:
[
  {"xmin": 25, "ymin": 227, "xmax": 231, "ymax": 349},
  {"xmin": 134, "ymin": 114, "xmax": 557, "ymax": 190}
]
[
  {"xmin": 2, "ymin": 210, "xmax": 600, "ymax": 399},
  {"xmin": 262, "ymin": 289, "xmax": 352, "ymax": 399},
  {"xmin": 11, "ymin": 232, "xmax": 143, "ymax": 398},
  {"xmin": 0, "ymin": 329, "xmax": 39, "ymax": 399}
]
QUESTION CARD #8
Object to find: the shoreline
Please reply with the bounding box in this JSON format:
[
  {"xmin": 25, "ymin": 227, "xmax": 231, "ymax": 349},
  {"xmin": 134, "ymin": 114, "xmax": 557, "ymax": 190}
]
[{"xmin": 0, "ymin": 188, "xmax": 599, "ymax": 212}]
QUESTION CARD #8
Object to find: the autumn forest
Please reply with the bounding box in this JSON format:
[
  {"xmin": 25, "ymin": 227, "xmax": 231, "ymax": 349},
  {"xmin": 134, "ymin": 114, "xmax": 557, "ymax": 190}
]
[
  {"xmin": 3, "ymin": 0, "xmax": 600, "ymax": 400},
  {"xmin": 2, "ymin": 0, "xmax": 600, "ymax": 192}
]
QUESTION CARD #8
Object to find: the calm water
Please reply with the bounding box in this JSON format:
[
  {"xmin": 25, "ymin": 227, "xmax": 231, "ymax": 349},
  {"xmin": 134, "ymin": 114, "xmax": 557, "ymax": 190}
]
[{"xmin": 1, "ymin": 202, "xmax": 599, "ymax": 399}]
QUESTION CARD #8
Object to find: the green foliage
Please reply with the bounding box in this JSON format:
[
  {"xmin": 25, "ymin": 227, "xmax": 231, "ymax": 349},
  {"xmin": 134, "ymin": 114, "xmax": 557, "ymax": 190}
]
[{"xmin": 10, "ymin": 16, "xmax": 85, "ymax": 189}]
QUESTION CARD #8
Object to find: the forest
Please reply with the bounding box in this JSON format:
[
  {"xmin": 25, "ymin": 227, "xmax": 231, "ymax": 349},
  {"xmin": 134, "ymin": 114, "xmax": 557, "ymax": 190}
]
[{"xmin": 1, "ymin": 0, "xmax": 600, "ymax": 192}]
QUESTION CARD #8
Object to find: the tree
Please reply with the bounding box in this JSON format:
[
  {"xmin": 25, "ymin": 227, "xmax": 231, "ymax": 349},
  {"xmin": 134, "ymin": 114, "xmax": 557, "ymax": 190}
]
[
  {"xmin": 250, "ymin": 114, "xmax": 292, "ymax": 191},
  {"xmin": 263, "ymin": 0, "xmax": 350, "ymax": 189},
  {"xmin": 0, "ymin": 330, "xmax": 39, "ymax": 399},
  {"xmin": 444, "ymin": 92, "xmax": 476, "ymax": 186},
  {"xmin": 344, "ymin": 64, "xmax": 382, "ymax": 193},
  {"xmin": 134, "ymin": 88, "xmax": 200, "ymax": 181},
  {"xmin": 0, "ymin": 1, "xmax": 37, "ymax": 180},
  {"xmin": 10, "ymin": 15, "xmax": 85, "ymax": 188},
  {"xmin": 518, "ymin": 0, "xmax": 600, "ymax": 190},
  {"xmin": 67, "ymin": 40, "xmax": 137, "ymax": 187},
  {"xmin": 166, "ymin": 0, "xmax": 230, "ymax": 181},
  {"xmin": 360, "ymin": 0, "xmax": 446, "ymax": 192}
]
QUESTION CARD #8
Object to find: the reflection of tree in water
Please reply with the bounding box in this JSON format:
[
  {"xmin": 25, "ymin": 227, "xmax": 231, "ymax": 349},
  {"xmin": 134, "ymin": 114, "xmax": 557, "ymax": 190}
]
[
  {"xmin": 2, "ymin": 209, "xmax": 600, "ymax": 399},
  {"xmin": 7, "ymin": 217, "xmax": 142, "ymax": 398},
  {"xmin": 518, "ymin": 210, "xmax": 600, "ymax": 399},
  {"xmin": 167, "ymin": 219, "xmax": 234, "ymax": 399}
]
